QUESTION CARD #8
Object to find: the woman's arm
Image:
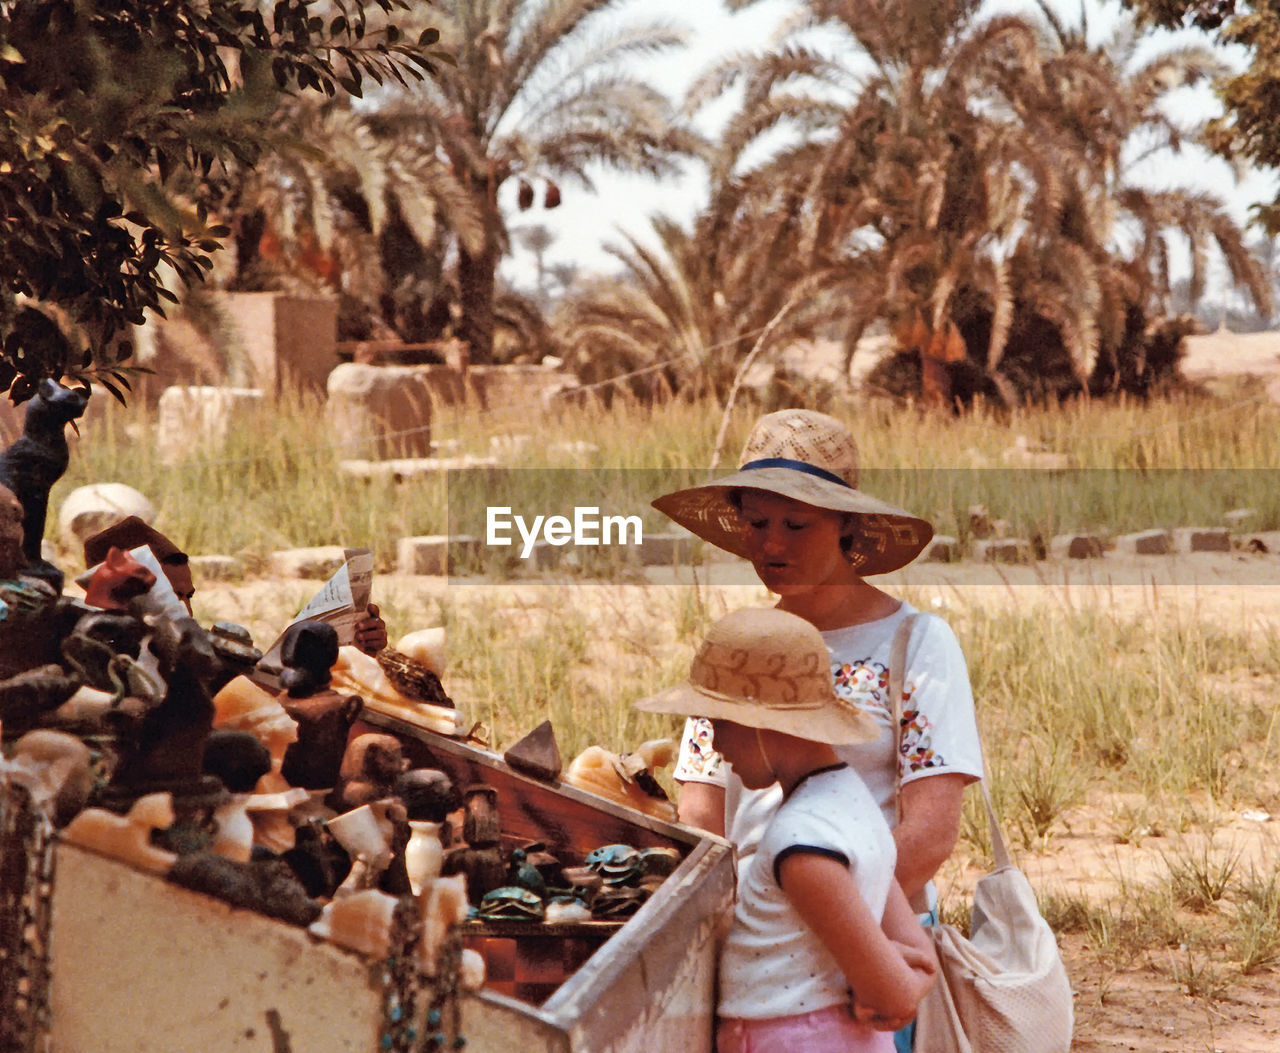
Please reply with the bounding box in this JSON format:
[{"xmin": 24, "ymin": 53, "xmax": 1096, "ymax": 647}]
[
  {"xmin": 780, "ymin": 853, "xmax": 934, "ymax": 1023},
  {"xmin": 895, "ymin": 773, "xmax": 969, "ymax": 900},
  {"xmin": 676, "ymin": 780, "xmax": 726, "ymax": 836}
]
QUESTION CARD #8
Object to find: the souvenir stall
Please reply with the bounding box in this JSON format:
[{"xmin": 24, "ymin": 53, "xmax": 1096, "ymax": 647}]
[{"xmin": 0, "ymin": 384, "xmax": 733, "ymax": 1053}]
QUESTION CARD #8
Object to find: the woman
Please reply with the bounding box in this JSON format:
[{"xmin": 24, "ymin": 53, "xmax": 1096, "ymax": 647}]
[{"xmin": 652, "ymin": 409, "xmax": 982, "ymax": 1047}]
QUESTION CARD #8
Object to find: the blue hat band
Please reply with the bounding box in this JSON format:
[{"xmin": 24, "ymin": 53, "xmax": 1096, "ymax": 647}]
[{"xmin": 739, "ymin": 457, "xmax": 852, "ymax": 489}]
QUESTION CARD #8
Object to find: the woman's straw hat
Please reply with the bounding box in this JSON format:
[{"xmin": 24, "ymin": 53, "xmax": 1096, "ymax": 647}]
[
  {"xmin": 635, "ymin": 608, "xmax": 878, "ymax": 745},
  {"xmin": 652, "ymin": 409, "xmax": 932, "ymax": 575}
]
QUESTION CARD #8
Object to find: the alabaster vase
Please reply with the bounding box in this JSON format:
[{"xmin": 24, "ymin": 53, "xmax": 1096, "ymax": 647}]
[{"xmin": 404, "ymin": 819, "xmax": 444, "ymax": 896}]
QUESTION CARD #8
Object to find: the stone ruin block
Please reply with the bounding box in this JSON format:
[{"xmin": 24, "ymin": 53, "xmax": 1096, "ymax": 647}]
[
  {"xmin": 1115, "ymin": 529, "xmax": 1172, "ymax": 555},
  {"xmin": 397, "ymin": 535, "xmax": 450, "ymax": 576},
  {"xmin": 156, "ymin": 386, "xmax": 264, "ymax": 465},
  {"xmin": 1173, "ymin": 527, "xmax": 1231, "ymax": 553},
  {"xmin": 974, "ymin": 538, "xmax": 1035, "ymax": 563},
  {"xmin": 1049, "ymin": 534, "xmax": 1105, "ymax": 559},
  {"xmin": 268, "ymin": 546, "xmax": 347, "ymax": 580},
  {"xmin": 465, "ymin": 365, "xmax": 580, "ymax": 411},
  {"xmin": 1223, "ymin": 508, "xmax": 1260, "ymax": 532},
  {"xmin": 58, "ymin": 483, "xmax": 155, "ymax": 551},
  {"xmin": 922, "ymin": 535, "xmax": 959, "ymax": 562},
  {"xmin": 221, "ymin": 292, "xmax": 338, "ymax": 395},
  {"xmin": 325, "ymin": 363, "xmax": 435, "ymax": 460}
]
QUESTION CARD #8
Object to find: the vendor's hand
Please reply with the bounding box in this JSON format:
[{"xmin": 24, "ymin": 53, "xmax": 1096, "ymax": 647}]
[{"xmin": 354, "ymin": 603, "xmax": 388, "ymax": 656}]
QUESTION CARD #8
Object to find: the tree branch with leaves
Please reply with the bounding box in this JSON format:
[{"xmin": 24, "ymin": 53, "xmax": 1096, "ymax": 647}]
[{"xmin": 0, "ymin": 0, "xmax": 440, "ymax": 403}]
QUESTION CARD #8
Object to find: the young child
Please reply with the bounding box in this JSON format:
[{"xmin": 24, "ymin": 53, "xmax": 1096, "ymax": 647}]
[{"xmin": 637, "ymin": 606, "xmax": 937, "ymax": 1052}]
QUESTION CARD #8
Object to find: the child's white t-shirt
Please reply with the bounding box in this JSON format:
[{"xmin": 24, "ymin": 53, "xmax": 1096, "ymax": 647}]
[{"xmin": 718, "ymin": 764, "xmax": 896, "ymax": 1020}]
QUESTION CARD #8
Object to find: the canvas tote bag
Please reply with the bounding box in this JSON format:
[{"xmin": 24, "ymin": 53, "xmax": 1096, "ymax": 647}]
[{"xmin": 889, "ymin": 614, "xmax": 1073, "ymax": 1053}]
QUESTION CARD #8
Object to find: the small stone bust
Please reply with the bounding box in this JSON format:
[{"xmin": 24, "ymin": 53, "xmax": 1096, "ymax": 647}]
[
  {"xmin": 279, "ymin": 620, "xmax": 339, "ymax": 698},
  {"xmin": 327, "ymin": 732, "xmax": 406, "ymax": 812},
  {"xmin": 394, "ymin": 768, "xmax": 461, "ymax": 824}
]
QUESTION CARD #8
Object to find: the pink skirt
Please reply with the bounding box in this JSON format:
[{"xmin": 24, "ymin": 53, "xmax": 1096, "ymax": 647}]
[{"xmin": 717, "ymin": 1005, "xmax": 895, "ymax": 1053}]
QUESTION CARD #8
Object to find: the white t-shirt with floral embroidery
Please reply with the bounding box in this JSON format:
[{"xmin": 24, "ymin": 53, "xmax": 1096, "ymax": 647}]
[{"xmin": 674, "ymin": 603, "xmax": 983, "ymax": 908}]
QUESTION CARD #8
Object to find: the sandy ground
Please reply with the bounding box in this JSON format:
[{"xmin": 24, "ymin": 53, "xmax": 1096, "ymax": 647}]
[{"xmin": 196, "ymin": 547, "xmax": 1280, "ymax": 1052}]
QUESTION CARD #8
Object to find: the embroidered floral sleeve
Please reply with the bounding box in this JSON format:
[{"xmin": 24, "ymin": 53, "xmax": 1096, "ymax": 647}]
[
  {"xmin": 899, "ymin": 680, "xmax": 947, "ymax": 773},
  {"xmin": 673, "ymin": 716, "xmax": 724, "ymax": 782}
]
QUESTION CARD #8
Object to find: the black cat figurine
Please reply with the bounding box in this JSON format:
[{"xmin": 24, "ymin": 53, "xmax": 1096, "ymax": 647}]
[{"xmin": 0, "ymin": 378, "xmax": 90, "ymax": 591}]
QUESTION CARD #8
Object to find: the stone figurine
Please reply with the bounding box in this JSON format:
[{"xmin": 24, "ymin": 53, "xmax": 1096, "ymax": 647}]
[
  {"xmin": 442, "ymin": 784, "xmax": 506, "ymax": 906},
  {"xmin": 0, "ymin": 378, "xmax": 90, "ymax": 591},
  {"xmin": 327, "ymin": 733, "xmax": 405, "ymax": 812},
  {"xmin": 81, "ymin": 546, "xmax": 156, "ymax": 611},
  {"xmin": 0, "ymin": 484, "xmax": 71, "ymax": 681},
  {"xmin": 279, "ymin": 620, "xmax": 339, "ymax": 698},
  {"xmin": 102, "ymin": 615, "xmax": 225, "ymax": 811},
  {"xmin": 61, "ymin": 792, "xmax": 179, "ymax": 875}
]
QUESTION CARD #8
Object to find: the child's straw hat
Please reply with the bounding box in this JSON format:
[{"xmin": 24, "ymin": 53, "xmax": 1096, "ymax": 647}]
[
  {"xmin": 635, "ymin": 607, "xmax": 878, "ymax": 745},
  {"xmin": 652, "ymin": 409, "xmax": 932, "ymax": 575}
]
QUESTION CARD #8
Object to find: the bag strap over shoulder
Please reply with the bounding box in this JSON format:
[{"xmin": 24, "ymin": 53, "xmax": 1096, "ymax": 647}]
[{"xmin": 889, "ymin": 612, "xmax": 1009, "ymax": 871}]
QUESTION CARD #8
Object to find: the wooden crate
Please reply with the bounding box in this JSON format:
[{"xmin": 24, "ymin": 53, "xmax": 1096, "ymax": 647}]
[{"xmin": 46, "ymin": 715, "xmax": 734, "ymax": 1053}]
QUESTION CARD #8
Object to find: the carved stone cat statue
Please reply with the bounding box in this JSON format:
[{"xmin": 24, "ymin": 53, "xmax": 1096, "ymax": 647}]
[{"xmin": 0, "ymin": 378, "xmax": 90, "ymax": 590}]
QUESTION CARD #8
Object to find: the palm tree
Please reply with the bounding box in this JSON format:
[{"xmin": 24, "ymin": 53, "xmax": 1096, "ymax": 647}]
[
  {"xmin": 212, "ymin": 95, "xmax": 486, "ymax": 345},
  {"xmin": 1022, "ymin": 0, "xmax": 1271, "ymax": 395},
  {"xmin": 362, "ymin": 0, "xmax": 702, "ymax": 362},
  {"xmin": 556, "ymin": 176, "xmax": 850, "ymax": 403},
  {"xmin": 708, "ymin": 0, "xmax": 1270, "ymax": 406},
  {"xmin": 708, "ymin": 0, "xmax": 1055, "ymax": 404}
]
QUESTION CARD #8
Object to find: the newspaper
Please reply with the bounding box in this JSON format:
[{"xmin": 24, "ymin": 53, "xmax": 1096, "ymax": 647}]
[{"xmin": 252, "ymin": 548, "xmax": 374, "ymax": 691}]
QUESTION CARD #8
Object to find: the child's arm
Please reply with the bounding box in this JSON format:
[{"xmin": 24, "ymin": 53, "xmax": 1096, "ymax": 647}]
[
  {"xmin": 850, "ymin": 879, "xmax": 938, "ymax": 1030},
  {"xmin": 779, "ymin": 854, "xmax": 937, "ymax": 1025}
]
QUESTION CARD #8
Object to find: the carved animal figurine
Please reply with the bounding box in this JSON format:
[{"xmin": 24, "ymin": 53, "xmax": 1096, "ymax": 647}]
[
  {"xmin": 62, "ymin": 791, "xmax": 179, "ymax": 875},
  {"xmin": 563, "ymin": 739, "xmax": 678, "ymax": 821},
  {"xmin": 2, "ymin": 728, "xmax": 94, "ymax": 827},
  {"xmin": 105, "ymin": 616, "xmax": 223, "ymax": 806},
  {"xmin": 327, "ymin": 732, "xmax": 405, "ymax": 812},
  {"xmin": 0, "ymin": 378, "xmax": 90, "ymax": 590},
  {"xmin": 82, "ymin": 545, "xmax": 157, "ymax": 611}
]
